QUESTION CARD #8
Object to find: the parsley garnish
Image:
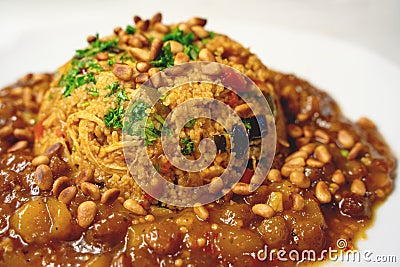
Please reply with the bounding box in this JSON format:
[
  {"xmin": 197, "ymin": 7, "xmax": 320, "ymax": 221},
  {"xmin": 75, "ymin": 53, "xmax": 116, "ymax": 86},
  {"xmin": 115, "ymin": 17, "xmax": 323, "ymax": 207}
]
[
  {"xmin": 126, "ymin": 25, "xmax": 136, "ymax": 35},
  {"xmin": 86, "ymin": 87, "xmax": 99, "ymax": 96},
  {"xmin": 151, "ymin": 43, "xmax": 174, "ymax": 69},
  {"xmin": 123, "ymin": 100, "xmax": 166, "ymax": 145},
  {"xmin": 104, "ymin": 106, "xmax": 125, "ymax": 129},
  {"xmin": 341, "ymin": 150, "xmax": 349, "ymax": 157},
  {"xmin": 120, "ymin": 52, "xmax": 135, "ymax": 63},
  {"xmin": 180, "ymin": 137, "xmax": 195, "ymax": 155},
  {"xmin": 184, "ymin": 118, "xmax": 196, "ymax": 128},
  {"xmin": 163, "ymin": 29, "xmax": 200, "ymax": 60},
  {"xmin": 59, "ymin": 59, "xmax": 101, "ymax": 97},
  {"xmin": 75, "ymin": 34, "xmax": 120, "ymax": 59},
  {"xmin": 242, "ymin": 118, "xmax": 252, "ymax": 130}
]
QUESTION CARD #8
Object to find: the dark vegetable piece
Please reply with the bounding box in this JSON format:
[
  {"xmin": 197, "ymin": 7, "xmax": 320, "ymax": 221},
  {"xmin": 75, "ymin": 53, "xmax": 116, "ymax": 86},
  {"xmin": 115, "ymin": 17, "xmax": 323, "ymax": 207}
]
[
  {"xmin": 231, "ymin": 124, "xmax": 248, "ymax": 158},
  {"xmin": 213, "ymin": 134, "xmax": 227, "ymax": 153},
  {"xmin": 243, "ymin": 115, "xmax": 268, "ymax": 141}
]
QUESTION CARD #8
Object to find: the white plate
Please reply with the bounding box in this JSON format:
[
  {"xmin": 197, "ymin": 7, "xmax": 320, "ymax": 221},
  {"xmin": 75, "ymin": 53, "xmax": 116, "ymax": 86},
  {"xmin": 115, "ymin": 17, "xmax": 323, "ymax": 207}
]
[{"xmin": 0, "ymin": 4, "xmax": 399, "ymax": 266}]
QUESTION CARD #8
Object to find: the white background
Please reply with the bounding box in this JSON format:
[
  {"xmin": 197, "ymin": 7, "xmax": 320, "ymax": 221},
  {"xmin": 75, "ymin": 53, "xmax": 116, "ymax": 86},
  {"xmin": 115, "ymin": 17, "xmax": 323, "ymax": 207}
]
[{"xmin": 0, "ymin": 0, "xmax": 399, "ymax": 266}]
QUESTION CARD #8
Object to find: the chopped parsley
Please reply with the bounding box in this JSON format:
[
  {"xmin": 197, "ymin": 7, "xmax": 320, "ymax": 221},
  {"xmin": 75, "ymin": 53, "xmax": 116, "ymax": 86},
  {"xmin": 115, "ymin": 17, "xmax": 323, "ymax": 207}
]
[
  {"xmin": 242, "ymin": 119, "xmax": 252, "ymax": 130},
  {"xmin": 341, "ymin": 150, "xmax": 349, "ymax": 157},
  {"xmin": 180, "ymin": 137, "xmax": 195, "ymax": 155},
  {"xmin": 184, "ymin": 118, "xmax": 196, "ymax": 128},
  {"xmin": 120, "ymin": 52, "xmax": 135, "ymax": 63},
  {"xmin": 125, "ymin": 25, "xmax": 136, "ymax": 35},
  {"xmin": 75, "ymin": 34, "xmax": 120, "ymax": 59},
  {"xmin": 59, "ymin": 59, "xmax": 101, "ymax": 97},
  {"xmin": 151, "ymin": 43, "xmax": 174, "ymax": 69},
  {"xmin": 104, "ymin": 106, "xmax": 125, "ymax": 129},
  {"xmin": 86, "ymin": 87, "xmax": 99, "ymax": 96},
  {"xmin": 163, "ymin": 28, "xmax": 200, "ymax": 60}
]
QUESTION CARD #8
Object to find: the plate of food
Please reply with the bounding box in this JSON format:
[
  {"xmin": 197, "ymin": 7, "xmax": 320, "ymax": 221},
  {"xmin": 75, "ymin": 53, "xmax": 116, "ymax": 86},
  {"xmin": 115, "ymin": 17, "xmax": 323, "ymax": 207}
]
[{"xmin": 0, "ymin": 8, "xmax": 399, "ymax": 267}]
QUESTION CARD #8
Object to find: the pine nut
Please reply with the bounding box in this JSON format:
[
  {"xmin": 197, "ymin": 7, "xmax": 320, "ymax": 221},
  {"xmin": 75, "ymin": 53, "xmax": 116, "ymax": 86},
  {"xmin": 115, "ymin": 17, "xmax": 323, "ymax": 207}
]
[
  {"xmin": 337, "ymin": 130, "xmax": 355, "ymax": 149},
  {"xmin": 136, "ymin": 20, "xmax": 149, "ymax": 31},
  {"xmin": 34, "ymin": 164, "xmax": 53, "ymax": 190},
  {"xmin": 234, "ymin": 103, "xmax": 253, "ymax": 118},
  {"xmin": 135, "ymin": 73, "xmax": 149, "ymax": 83},
  {"xmin": 191, "ymin": 25, "xmax": 209, "ymax": 39},
  {"xmin": 52, "ymin": 176, "xmax": 71, "ymax": 197},
  {"xmin": 174, "ymin": 52, "xmax": 190, "ymax": 65},
  {"xmin": 81, "ymin": 182, "xmax": 101, "ymax": 201},
  {"xmin": 136, "ymin": 61, "xmax": 150, "ymax": 72},
  {"xmin": 252, "ymin": 204, "xmax": 275, "ymax": 219},
  {"xmin": 112, "ymin": 63, "xmax": 133, "ymax": 81},
  {"xmin": 315, "ymin": 181, "xmax": 332, "ymax": 204},
  {"xmin": 101, "ymin": 188, "xmax": 120, "ymax": 204},
  {"xmin": 281, "ymin": 165, "xmax": 304, "ymax": 177},
  {"xmin": 193, "ymin": 203, "xmax": 209, "ymax": 221},
  {"xmin": 347, "ymin": 142, "xmax": 363, "ymax": 160},
  {"xmin": 267, "ymin": 169, "xmax": 282, "ymax": 182},
  {"xmin": 287, "ymin": 124, "xmax": 303, "ymax": 138},
  {"xmin": 232, "ymin": 182, "xmax": 251, "ymax": 195},
  {"xmin": 314, "ymin": 129, "xmax": 330, "ymax": 144},
  {"xmin": 150, "ymin": 13, "xmax": 162, "ymax": 25},
  {"xmin": 58, "ymin": 186, "xmax": 77, "ymax": 205},
  {"xmin": 148, "ymin": 67, "xmax": 160, "ymax": 77},
  {"xmin": 44, "ymin": 142, "xmax": 62, "ymax": 158},
  {"xmin": 306, "ymin": 158, "xmax": 324, "ymax": 168},
  {"xmin": 329, "ymin": 183, "xmax": 340, "ymax": 194},
  {"xmin": 209, "ymin": 177, "xmax": 224, "ymax": 194},
  {"xmin": 295, "ymin": 137, "xmax": 310, "ymax": 147},
  {"xmin": 285, "ymin": 157, "xmax": 306, "ymax": 167},
  {"xmin": 291, "ymin": 193, "xmax": 305, "ymax": 211},
  {"xmin": 149, "ymin": 38, "xmax": 163, "ymax": 61},
  {"xmin": 299, "ymin": 143, "xmax": 317, "ymax": 155},
  {"xmin": 130, "ymin": 47, "xmax": 150, "ymax": 61},
  {"xmin": 178, "ymin": 23, "xmax": 190, "ymax": 34},
  {"xmin": 289, "ymin": 171, "xmax": 310, "ymax": 188},
  {"xmin": 198, "ymin": 48, "xmax": 215, "ymax": 62},
  {"xmin": 32, "ymin": 155, "xmax": 50, "ymax": 167},
  {"xmin": 166, "ymin": 40, "xmax": 184, "ymax": 54},
  {"xmin": 351, "ymin": 179, "xmax": 367, "ymax": 196},
  {"xmin": 7, "ymin": 140, "xmax": 28, "ymax": 153},
  {"xmin": 303, "ymin": 126, "xmax": 313, "ymax": 138},
  {"xmin": 123, "ymin": 199, "xmax": 147, "ymax": 215},
  {"xmin": 285, "ymin": 151, "xmax": 308, "ymax": 162},
  {"xmin": 331, "ymin": 169, "xmax": 345, "ymax": 185},
  {"xmin": 315, "ymin": 145, "xmax": 332, "ymax": 163},
  {"xmin": 357, "ymin": 117, "xmax": 376, "ymax": 129},
  {"xmin": 75, "ymin": 167, "xmax": 94, "ymax": 184},
  {"xmin": 13, "ymin": 128, "xmax": 33, "ymax": 141},
  {"xmin": 154, "ymin": 22, "xmax": 169, "ymax": 33},
  {"xmin": 0, "ymin": 125, "xmax": 13, "ymax": 138},
  {"xmin": 187, "ymin": 17, "xmax": 207, "ymax": 27},
  {"xmin": 77, "ymin": 201, "xmax": 97, "ymax": 228}
]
